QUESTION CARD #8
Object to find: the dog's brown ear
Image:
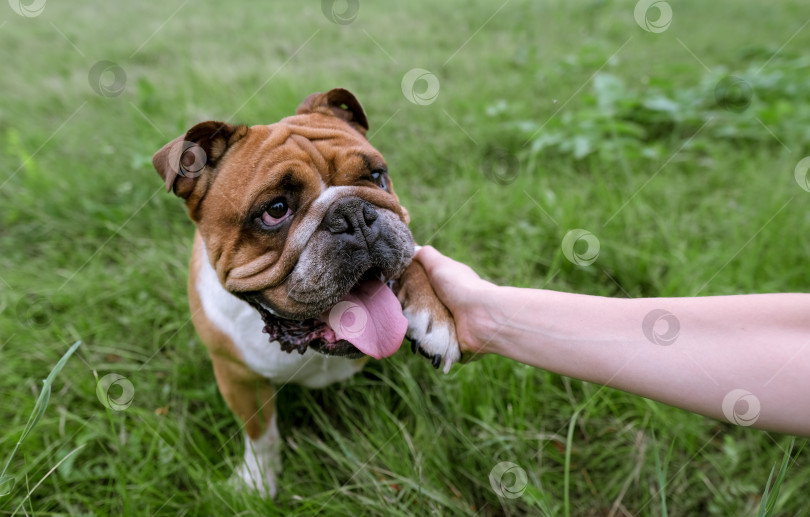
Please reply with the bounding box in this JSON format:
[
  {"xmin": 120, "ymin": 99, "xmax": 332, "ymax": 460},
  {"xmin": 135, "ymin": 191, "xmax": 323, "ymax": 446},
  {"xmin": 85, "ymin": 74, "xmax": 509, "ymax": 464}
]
[
  {"xmin": 296, "ymin": 88, "xmax": 369, "ymax": 136},
  {"xmin": 152, "ymin": 121, "xmax": 248, "ymax": 199}
]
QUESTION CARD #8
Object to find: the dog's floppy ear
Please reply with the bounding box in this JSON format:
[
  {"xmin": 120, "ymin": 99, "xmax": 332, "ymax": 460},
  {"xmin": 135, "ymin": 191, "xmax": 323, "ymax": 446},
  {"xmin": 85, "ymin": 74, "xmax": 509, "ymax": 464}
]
[
  {"xmin": 296, "ymin": 88, "xmax": 369, "ymax": 136},
  {"xmin": 152, "ymin": 121, "xmax": 248, "ymax": 199}
]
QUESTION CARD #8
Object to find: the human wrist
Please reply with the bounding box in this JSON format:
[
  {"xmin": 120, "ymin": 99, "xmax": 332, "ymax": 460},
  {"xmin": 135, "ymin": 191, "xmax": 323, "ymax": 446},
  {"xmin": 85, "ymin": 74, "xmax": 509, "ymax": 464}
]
[
  {"xmin": 467, "ymin": 286, "xmax": 561, "ymax": 361},
  {"xmin": 459, "ymin": 283, "xmax": 504, "ymax": 356}
]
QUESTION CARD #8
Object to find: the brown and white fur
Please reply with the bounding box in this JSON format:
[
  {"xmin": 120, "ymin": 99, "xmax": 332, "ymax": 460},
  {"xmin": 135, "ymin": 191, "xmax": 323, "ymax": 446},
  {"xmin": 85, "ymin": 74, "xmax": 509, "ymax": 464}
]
[{"xmin": 152, "ymin": 89, "xmax": 460, "ymax": 496}]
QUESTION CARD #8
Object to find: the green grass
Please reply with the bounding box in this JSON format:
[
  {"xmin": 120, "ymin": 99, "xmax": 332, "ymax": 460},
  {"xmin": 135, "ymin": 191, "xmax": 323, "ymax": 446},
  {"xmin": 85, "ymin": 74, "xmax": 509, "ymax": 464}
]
[{"xmin": 1, "ymin": 0, "xmax": 809, "ymax": 514}]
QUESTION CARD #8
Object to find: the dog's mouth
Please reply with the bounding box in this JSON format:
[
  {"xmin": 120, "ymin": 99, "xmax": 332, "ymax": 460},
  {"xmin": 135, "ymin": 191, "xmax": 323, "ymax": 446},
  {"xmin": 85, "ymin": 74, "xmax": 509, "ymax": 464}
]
[{"xmin": 256, "ymin": 270, "xmax": 408, "ymax": 359}]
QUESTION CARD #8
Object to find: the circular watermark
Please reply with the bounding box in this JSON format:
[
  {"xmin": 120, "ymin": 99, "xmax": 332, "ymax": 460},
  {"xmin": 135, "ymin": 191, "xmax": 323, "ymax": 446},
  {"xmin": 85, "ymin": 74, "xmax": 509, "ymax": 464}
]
[
  {"xmin": 8, "ymin": 0, "xmax": 45, "ymax": 17},
  {"xmin": 489, "ymin": 461, "xmax": 528, "ymax": 499},
  {"xmin": 561, "ymin": 229, "xmax": 600, "ymax": 266},
  {"xmin": 714, "ymin": 76, "xmax": 753, "ymax": 113},
  {"xmin": 642, "ymin": 309, "xmax": 680, "ymax": 346},
  {"xmin": 634, "ymin": 0, "xmax": 672, "ymax": 33},
  {"xmin": 794, "ymin": 156, "xmax": 810, "ymax": 193},
  {"xmin": 401, "ymin": 68, "xmax": 440, "ymax": 106},
  {"xmin": 15, "ymin": 294, "xmax": 53, "ymax": 329},
  {"xmin": 721, "ymin": 388, "xmax": 760, "ymax": 427},
  {"xmin": 96, "ymin": 373, "xmax": 135, "ymax": 411},
  {"xmin": 321, "ymin": 0, "xmax": 359, "ymax": 25},
  {"xmin": 178, "ymin": 141, "xmax": 208, "ymax": 179},
  {"xmin": 484, "ymin": 167, "xmax": 518, "ymax": 185},
  {"xmin": 88, "ymin": 60, "xmax": 127, "ymax": 98},
  {"xmin": 328, "ymin": 301, "xmax": 368, "ymax": 340},
  {"xmin": 483, "ymin": 150, "xmax": 518, "ymax": 185}
]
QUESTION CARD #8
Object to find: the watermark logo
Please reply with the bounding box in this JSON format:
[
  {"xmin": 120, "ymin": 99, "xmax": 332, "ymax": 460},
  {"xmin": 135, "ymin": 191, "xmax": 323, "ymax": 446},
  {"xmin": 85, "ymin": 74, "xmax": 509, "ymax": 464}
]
[
  {"xmin": 401, "ymin": 68, "xmax": 440, "ymax": 106},
  {"xmin": 484, "ymin": 167, "xmax": 518, "ymax": 185},
  {"xmin": 489, "ymin": 461, "xmax": 528, "ymax": 499},
  {"xmin": 561, "ymin": 229, "xmax": 600, "ymax": 266},
  {"xmin": 484, "ymin": 150, "xmax": 518, "ymax": 185},
  {"xmin": 321, "ymin": 0, "xmax": 359, "ymax": 25},
  {"xmin": 715, "ymin": 76, "xmax": 753, "ymax": 113},
  {"xmin": 642, "ymin": 309, "xmax": 680, "ymax": 346},
  {"xmin": 328, "ymin": 301, "xmax": 368, "ymax": 340},
  {"xmin": 721, "ymin": 389, "xmax": 760, "ymax": 427},
  {"xmin": 96, "ymin": 373, "xmax": 135, "ymax": 411},
  {"xmin": 178, "ymin": 141, "xmax": 208, "ymax": 179},
  {"xmin": 88, "ymin": 60, "xmax": 127, "ymax": 98},
  {"xmin": 9, "ymin": 0, "xmax": 45, "ymax": 17},
  {"xmin": 16, "ymin": 294, "xmax": 53, "ymax": 329},
  {"xmin": 794, "ymin": 156, "xmax": 810, "ymax": 193},
  {"xmin": 634, "ymin": 0, "xmax": 672, "ymax": 33}
]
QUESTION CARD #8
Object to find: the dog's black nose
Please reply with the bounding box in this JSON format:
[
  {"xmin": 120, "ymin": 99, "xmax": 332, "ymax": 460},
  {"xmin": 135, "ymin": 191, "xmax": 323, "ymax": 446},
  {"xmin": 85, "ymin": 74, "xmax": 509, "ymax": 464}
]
[{"xmin": 323, "ymin": 197, "xmax": 380, "ymax": 244}]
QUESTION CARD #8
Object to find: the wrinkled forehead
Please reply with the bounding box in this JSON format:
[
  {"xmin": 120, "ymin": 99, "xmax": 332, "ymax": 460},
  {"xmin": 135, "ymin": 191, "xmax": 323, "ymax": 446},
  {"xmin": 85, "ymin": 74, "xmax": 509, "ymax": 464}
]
[
  {"xmin": 202, "ymin": 113, "xmax": 388, "ymax": 221},
  {"xmin": 236, "ymin": 114, "xmax": 383, "ymax": 181}
]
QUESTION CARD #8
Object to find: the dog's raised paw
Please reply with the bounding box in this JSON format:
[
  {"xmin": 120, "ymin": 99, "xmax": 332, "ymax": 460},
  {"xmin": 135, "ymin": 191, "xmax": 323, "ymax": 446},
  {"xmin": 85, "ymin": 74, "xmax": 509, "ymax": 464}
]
[
  {"xmin": 394, "ymin": 259, "xmax": 462, "ymax": 373},
  {"xmin": 402, "ymin": 305, "xmax": 461, "ymax": 373}
]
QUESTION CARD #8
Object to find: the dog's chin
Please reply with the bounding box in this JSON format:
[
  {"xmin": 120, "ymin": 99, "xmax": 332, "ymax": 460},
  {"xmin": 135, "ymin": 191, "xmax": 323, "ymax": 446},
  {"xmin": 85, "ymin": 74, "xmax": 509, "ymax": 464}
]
[
  {"xmin": 252, "ymin": 268, "xmax": 389, "ymax": 359},
  {"xmin": 256, "ymin": 305, "xmax": 365, "ymax": 358}
]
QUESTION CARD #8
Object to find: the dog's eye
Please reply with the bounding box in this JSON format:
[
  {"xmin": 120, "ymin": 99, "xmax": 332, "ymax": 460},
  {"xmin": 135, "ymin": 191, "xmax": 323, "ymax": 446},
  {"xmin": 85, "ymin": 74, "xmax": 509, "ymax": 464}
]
[
  {"xmin": 370, "ymin": 170, "xmax": 387, "ymax": 191},
  {"xmin": 258, "ymin": 199, "xmax": 292, "ymax": 228}
]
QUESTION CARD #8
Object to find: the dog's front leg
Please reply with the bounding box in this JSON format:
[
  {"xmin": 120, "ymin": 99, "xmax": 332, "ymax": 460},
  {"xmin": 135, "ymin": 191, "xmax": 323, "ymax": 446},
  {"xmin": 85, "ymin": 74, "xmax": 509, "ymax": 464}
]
[{"xmin": 210, "ymin": 355, "xmax": 280, "ymax": 498}]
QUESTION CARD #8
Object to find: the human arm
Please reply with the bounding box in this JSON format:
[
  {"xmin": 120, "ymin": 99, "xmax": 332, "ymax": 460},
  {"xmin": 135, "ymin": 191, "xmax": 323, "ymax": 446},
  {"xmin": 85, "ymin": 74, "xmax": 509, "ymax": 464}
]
[{"xmin": 414, "ymin": 246, "xmax": 810, "ymax": 437}]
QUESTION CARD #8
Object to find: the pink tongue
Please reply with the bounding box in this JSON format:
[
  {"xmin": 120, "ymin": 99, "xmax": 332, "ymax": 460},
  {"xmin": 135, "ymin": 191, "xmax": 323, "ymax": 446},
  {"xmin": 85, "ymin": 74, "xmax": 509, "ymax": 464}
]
[{"xmin": 321, "ymin": 278, "xmax": 407, "ymax": 359}]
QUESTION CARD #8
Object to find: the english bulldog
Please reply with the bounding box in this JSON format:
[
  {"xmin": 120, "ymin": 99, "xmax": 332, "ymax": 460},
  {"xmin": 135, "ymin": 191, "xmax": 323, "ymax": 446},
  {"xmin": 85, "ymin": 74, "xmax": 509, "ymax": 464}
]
[{"xmin": 151, "ymin": 88, "xmax": 461, "ymax": 497}]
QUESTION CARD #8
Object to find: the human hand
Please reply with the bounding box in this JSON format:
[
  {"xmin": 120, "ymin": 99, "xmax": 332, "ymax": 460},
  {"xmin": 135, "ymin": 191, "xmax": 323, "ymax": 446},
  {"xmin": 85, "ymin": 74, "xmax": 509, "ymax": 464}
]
[{"xmin": 413, "ymin": 246, "xmax": 497, "ymax": 356}]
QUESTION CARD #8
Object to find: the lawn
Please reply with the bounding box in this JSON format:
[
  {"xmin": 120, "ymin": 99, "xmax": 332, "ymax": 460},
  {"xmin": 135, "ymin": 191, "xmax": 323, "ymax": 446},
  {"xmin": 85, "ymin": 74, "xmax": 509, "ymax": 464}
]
[{"xmin": 1, "ymin": 0, "xmax": 809, "ymax": 515}]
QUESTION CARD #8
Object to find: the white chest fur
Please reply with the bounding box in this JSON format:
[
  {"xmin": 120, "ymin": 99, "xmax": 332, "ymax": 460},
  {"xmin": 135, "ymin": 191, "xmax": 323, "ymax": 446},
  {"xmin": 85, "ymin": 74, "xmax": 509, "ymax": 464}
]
[{"xmin": 194, "ymin": 248, "xmax": 366, "ymax": 388}]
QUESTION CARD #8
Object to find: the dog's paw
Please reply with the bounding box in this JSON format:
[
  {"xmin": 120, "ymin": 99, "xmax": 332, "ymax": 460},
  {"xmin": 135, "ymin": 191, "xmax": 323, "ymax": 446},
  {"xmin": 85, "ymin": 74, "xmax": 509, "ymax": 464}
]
[
  {"xmin": 231, "ymin": 460, "xmax": 277, "ymax": 499},
  {"xmin": 403, "ymin": 306, "xmax": 461, "ymax": 373},
  {"xmin": 394, "ymin": 258, "xmax": 461, "ymax": 373},
  {"xmin": 230, "ymin": 425, "xmax": 280, "ymax": 498}
]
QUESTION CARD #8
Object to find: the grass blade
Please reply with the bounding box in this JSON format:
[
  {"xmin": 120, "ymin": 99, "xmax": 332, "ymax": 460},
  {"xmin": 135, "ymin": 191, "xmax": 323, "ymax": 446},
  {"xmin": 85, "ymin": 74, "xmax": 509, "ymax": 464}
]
[
  {"xmin": 756, "ymin": 466, "xmax": 776, "ymax": 517},
  {"xmin": 564, "ymin": 407, "xmax": 582, "ymax": 517},
  {"xmin": 0, "ymin": 340, "xmax": 82, "ymax": 497},
  {"xmin": 651, "ymin": 430, "xmax": 669, "ymax": 517},
  {"xmin": 757, "ymin": 437, "xmax": 805, "ymax": 517},
  {"xmin": 11, "ymin": 444, "xmax": 87, "ymax": 517}
]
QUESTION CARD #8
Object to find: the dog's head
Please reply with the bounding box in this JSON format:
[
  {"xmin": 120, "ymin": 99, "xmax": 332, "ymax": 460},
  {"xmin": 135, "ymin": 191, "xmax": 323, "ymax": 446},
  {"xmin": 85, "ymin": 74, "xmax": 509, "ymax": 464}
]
[{"xmin": 153, "ymin": 89, "xmax": 412, "ymax": 359}]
